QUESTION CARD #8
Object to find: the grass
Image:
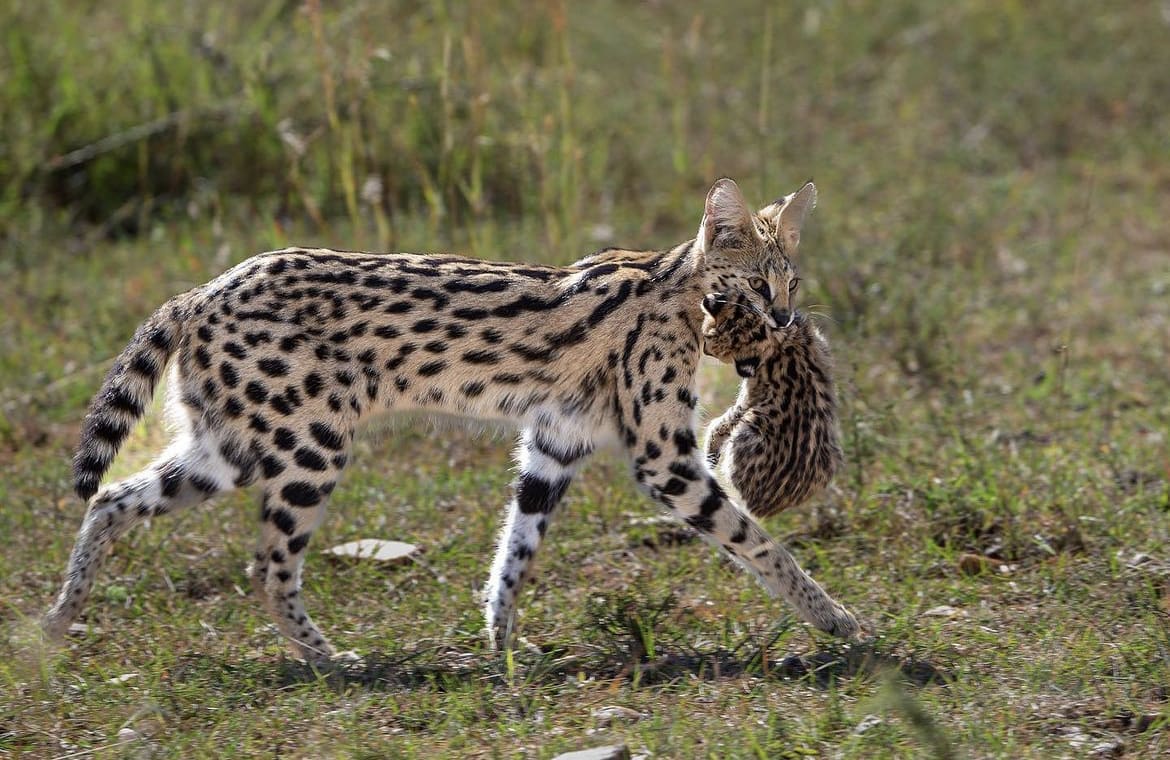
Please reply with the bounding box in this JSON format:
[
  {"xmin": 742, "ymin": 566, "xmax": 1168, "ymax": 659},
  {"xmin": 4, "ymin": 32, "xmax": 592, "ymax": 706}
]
[{"xmin": 2, "ymin": 0, "xmax": 1170, "ymax": 757}]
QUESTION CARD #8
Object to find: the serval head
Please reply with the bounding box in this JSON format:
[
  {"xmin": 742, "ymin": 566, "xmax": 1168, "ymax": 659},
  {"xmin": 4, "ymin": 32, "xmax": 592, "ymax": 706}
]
[{"xmin": 697, "ymin": 177, "xmax": 817, "ymax": 333}]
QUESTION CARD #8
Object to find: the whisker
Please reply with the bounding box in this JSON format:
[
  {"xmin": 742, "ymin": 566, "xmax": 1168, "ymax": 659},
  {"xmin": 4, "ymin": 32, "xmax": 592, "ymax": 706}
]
[
  {"xmin": 706, "ymin": 296, "xmax": 758, "ymax": 315},
  {"xmin": 805, "ymin": 310, "xmax": 840, "ymax": 327}
]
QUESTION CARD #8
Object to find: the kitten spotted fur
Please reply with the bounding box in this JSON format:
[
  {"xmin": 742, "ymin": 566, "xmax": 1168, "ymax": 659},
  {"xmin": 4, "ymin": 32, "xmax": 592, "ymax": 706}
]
[
  {"xmin": 44, "ymin": 178, "xmax": 859, "ymax": 663},
  {"xmin": 702, "ymin": 292, "xmax": 843, "ymax": 517}
]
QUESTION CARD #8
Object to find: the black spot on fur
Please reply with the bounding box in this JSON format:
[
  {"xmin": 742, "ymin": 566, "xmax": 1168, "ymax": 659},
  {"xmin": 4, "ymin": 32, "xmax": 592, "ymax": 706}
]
[
  {"xmin": 273, "ymin": 428, "xmax": 297, "ymax": 450},
  {"xmin": 294, "ymin": 447, "xmax": 328, "ymax": 471},
  {"xmin": 129, "ymin": 353, "xmax": 159, "ymax": 379},
  {"xmin": 190, "ymin": 474, "xmax": 219, "ymax": 494},
  {"xmin": 194, "ymin": 345, "xmax": 212, "ymax": 369},
  {"xmin": 220, "ymin": 362, "xmax": 239, "ymax": 388},
  {"xmin": 269, "ymin": 395, "xmax": 294, "ymax": 416},
  {"xmin": 669, "ymin": 461, "xmax": 702, "ymax": 481},
  {"xmin": 384, "ymin": 300, "xmax": 414, "ymax": 314},
  {"xmin": 515, "ymin": 472, "xmax": 571, "ymax": 515},
  {"xmin": 258, "ymin": 358, "xmax": 290, "ymax": 377},
  {"xmin": 260, "ymin": 455, "xmax": 286, "ymax": 478},
  {"xmin": 271, "ymin": 508, "xmax": 297, "ymax": 536},
  {"xmin": 160, "ymin": 462, "xmax": 184, "ymax": 497},
  {"xmin": 462, "ymin": 349, "xmax": 502, "ymax": 365},
  {"xmin": 309, "ymin": 422, "xmax": 345, "ymax": 451},
  {"xmin": 244, "ymin": 378, "xmax": 267, "ymax": 402},
  {"xmin": 89, "ymin": 418, "xmax": 128, "ymax": 445},
  {"xmin": 303, "ymin": 373, "xmax": 324, "ymax": 397},
  {"xmin": 282, "ymin": 481, "xmax": 321, "ymax": 507},
  {"xmin": 280, "ymin": 334, "xmax": 308, "ymax": 352},
  {"xmin": 418, "ymin": 360, "xmax": 447, "ymax": 377},
  {"xmin": 460, "ymin": 381, "xmax": 486, "ymax": 398},
  {"xmin": 686, "ymin": 513, "xmax": 714, "ymax": 532}
]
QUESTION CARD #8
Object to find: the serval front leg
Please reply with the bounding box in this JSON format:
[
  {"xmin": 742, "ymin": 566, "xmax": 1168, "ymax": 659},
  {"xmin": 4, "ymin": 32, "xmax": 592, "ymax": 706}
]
[
  {"xmin": 483, "ymin": 424, "xmax": 592, "ymax": 649},
  {"xmin": 630, "ymin": 405, "xmax": 859, "ymax": 638}
]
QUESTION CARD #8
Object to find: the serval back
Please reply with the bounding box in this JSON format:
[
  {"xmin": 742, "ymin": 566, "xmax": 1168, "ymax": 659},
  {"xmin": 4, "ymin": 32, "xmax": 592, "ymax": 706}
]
[{"xmin": 45, "ymin": 178, "xmax": 859, "ymax": 664}]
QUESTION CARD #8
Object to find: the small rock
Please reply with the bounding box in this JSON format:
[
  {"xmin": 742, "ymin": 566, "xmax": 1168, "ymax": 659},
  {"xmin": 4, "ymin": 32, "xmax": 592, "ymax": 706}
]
[
  {"xmin": 117, "ymin": 727, "xmax": 142, "ymax": 743},
  {"xmin": 592, "ymin": 705, "xmax": 645, "ymax": 726},
  {"xmin": 1091, "ymin": 740, "xmax": 1125, "ymax": 757},
  {"xmin": 326, "ymin": 539, "xmax": 418, "ymax": 563},
  {"xmin": 552, "ymin": 745, "xmax": 631, "ymax": 760},
  {"xmin": 67, "ymin": 622, "xmax": 100, "ymax": 636},
  {"xmin": 922, "ymin": 605, "xmax": 961, "ymax": 618},
  {"xmin": 853, "ymin": 714, "xmax": 883, "ymax": 734},
  {"xmin": 1064, "ymin": 726, "xmax": 1090, "ymax": 749},
  {"xmin": 108, "ymin": 673, "xmax": 139, "ymax": 685}
]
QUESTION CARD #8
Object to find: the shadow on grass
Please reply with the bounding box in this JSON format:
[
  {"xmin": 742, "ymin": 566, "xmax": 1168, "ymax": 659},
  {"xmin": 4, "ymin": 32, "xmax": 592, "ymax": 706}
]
[
  {"xmin": 630, "ymin": 640, "xmax": 951, "ymax": 688},
  {"xmin": 166, "ymin": 637, "xmax": 950, "ymax": 695}
]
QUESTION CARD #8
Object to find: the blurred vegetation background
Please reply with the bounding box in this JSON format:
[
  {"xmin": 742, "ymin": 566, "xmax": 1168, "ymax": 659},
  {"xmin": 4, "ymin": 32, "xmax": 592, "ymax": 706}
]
[
  {"xmin": 2, "ymin": 1, "xmax": 1170, "ymax": 756},
  {"xmin": 5, "ymin": 0, "xmax": 1167, "ymax": 242}
]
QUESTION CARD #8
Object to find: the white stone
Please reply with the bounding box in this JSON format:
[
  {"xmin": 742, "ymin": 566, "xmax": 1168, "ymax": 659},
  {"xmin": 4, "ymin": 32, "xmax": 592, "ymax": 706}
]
[{"xmin": 326, "ymin": 539, "xmax": 418, "ymax": 563}]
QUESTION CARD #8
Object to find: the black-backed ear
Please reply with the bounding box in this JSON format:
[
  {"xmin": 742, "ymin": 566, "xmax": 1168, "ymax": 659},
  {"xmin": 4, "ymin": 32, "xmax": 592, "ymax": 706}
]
[
  {"xmin": 700, "ymin": 178, "xmax": 755, "ymax": 253},
  {"xmin": 777, "ymin": 181, "xmax": 817, "ymax": 253},
  {"xmin": 700, "ymin": 293, "xmax": 725, "ymax": 318},
  {"xmin": 734, "ymin": 356, "xmax": 760, "ymax": 378}
]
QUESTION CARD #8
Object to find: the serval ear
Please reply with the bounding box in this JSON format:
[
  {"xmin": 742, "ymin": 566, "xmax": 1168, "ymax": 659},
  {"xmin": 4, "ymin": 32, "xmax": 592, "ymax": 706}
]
[
  {"xmin": 699, "ymin": 178, "xmax": 755, "ymax": 253},
  {"xmin": 775, "ymin": 181, "xmax": 817, "ymax": 254}
]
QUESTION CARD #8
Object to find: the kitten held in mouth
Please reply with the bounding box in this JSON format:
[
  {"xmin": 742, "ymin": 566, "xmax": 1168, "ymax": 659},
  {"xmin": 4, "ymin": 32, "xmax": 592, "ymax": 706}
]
[{"xmin": 702, "ymin": 293, "xmax": 843, "ymax": 518}]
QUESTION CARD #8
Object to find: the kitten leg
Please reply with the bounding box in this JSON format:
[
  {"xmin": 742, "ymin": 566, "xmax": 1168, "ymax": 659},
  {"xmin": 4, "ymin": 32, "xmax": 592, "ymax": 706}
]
[{"xmin": 704, "ymin": 405, "xmax": 744, "ymax": 467}]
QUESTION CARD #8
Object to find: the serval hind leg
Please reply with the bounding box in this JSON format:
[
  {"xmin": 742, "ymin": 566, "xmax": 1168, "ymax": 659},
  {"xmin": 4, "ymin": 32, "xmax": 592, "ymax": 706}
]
[
  {"xmin": 249, "ymin": 424, "xmax": 352, "ymax": 665},
  {"xmin": 44, "ymin": 430, "xmax": 244, "ymax": 640}
]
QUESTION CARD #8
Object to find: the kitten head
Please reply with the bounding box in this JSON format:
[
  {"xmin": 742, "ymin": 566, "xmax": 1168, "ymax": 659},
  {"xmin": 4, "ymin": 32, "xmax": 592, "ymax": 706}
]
[{"xmin": 701, "ymin": 290, "xmax": 816, "ymax": 378}]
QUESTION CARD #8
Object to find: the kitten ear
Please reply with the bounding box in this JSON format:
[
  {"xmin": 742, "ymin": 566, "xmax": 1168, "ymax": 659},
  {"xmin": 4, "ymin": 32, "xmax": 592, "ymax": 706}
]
[
  {"xmin": 699, "ymin": 178, "xmax": 755, "ymax": 253},
  {"xmin": 700, "ymin": 293, "xmax": 725, "ymax": 318},
  {"xmin": 775, "ymin": 181, "xmax": 817, "ymax": 253},
  {"xmin": 734, "ymin": 357, "xmax": 760, "ymax": 378}
]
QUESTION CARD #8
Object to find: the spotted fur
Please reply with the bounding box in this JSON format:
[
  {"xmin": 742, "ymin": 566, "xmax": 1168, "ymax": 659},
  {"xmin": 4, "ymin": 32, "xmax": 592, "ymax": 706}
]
[
  {"xmin": 702, "ymin": 292, "xmax": 843, "ymax": 516},
  {"xmin": 44, "ymin": 178, "xmax": 858, "ymax": 664}
]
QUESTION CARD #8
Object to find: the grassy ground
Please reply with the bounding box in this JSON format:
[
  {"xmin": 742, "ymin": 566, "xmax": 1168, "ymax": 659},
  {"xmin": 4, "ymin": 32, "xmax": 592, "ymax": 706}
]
[{"xmin": 2, "ymin": 0, "xmax": 1170, "ymax": 757}]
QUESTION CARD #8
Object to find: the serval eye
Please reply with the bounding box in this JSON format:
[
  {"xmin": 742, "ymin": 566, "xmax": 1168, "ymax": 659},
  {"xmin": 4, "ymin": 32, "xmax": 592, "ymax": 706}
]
[
  {"xmin": 749, "ymin": 277, "xmax": 771, "ymax": 301},
  {"xmin": 788, "ymin": 278, "xmax": 800, "ymax": 293}
]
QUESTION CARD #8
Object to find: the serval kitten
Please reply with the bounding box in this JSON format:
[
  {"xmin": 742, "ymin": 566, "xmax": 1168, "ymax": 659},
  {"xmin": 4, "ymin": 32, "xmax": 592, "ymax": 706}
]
[
  {"xmin": 44, "ymin": 178, "xmax": 859, "ymax": 664},
  {"xmin": 702, "ymin": 292, "xmax": 843, "ymax": 516}
]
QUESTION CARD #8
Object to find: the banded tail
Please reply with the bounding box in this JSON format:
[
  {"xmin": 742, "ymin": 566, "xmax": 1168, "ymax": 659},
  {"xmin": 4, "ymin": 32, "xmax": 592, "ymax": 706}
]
[{"xmin": 73, "ymin": 296, "xmax": 189, "ymax": 500}]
